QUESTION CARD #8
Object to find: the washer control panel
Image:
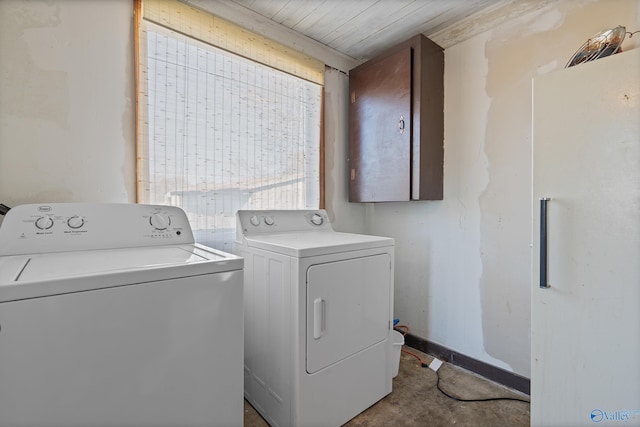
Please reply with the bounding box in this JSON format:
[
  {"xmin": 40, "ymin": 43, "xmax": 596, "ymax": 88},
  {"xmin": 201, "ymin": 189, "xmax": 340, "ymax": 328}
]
[
  {"xmin": 237, "ymin": 210, "xmax": 332, "ymax": 236},
  {"xmin": 0, "ymin": 203, "xmax": 195, "ymax": 256}
]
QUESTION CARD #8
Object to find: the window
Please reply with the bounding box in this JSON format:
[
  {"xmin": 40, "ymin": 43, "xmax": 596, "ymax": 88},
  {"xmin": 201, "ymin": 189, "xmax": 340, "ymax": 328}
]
[{"xmin": 135, "ymin": 0, "xmax": 324, "ymax": 251}]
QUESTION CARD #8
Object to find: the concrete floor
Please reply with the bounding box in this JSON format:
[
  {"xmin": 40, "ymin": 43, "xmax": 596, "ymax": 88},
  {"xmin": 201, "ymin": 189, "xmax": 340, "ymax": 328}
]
[{"xmin": 244, "ymin": 346, "xmax": 530, "ymax": 427}]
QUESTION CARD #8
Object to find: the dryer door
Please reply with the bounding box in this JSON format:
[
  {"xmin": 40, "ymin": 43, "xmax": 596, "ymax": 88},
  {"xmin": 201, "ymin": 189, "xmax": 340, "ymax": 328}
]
[{"xmin": 306, "ymin": 253, "xmax": 391, "ymax": 374}]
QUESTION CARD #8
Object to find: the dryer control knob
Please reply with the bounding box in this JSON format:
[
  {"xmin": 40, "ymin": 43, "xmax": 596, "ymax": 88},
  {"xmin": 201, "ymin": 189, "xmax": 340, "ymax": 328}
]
[
  {"xmin": 250, "ymin": 215, "xmax": 260, "ymax": 226},
  {"xmin": 150, "ymin": 213, "xmax": 171, "ymax": 230},
  {"xmin": 35, "ymin": 216, "xmax": 54, "ymax": 230},
  {"xmin": 67, "ymin": 216, "xmax": 85, "ymax": 229},
  {"xmin": 264, "ymin": 216, "xmax": 275, "ymax": 226},
  {"xmin": 310, "ymin": 213, "xmax": 324, "ymax": 226}
]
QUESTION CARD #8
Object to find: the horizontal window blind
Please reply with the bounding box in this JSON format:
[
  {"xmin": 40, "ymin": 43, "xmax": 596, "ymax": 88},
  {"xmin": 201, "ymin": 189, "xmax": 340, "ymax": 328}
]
[{"xmin": 136, "ymin": 0, "xmax": 323, "ymax": 251}]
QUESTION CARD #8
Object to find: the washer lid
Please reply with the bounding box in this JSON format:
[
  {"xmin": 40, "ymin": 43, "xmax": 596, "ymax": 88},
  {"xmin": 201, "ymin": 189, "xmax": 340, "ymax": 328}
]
[
  {"xmin": 0, "ymin": 244, "xmax": 243, "ymax": 302},
  {"xmin": 242, "ymin": 231, "xmax": 393, "ymax": 257}
]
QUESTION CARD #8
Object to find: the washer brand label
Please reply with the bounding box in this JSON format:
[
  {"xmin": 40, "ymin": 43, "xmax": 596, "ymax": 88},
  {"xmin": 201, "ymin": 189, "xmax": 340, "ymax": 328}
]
[
  {"xmin": 38, "ymin": 206, "xmax": 52, "ymax": 212},
  {"xmin": 591, "ymin": 408, "xmax": 640, "ymax": 423}
]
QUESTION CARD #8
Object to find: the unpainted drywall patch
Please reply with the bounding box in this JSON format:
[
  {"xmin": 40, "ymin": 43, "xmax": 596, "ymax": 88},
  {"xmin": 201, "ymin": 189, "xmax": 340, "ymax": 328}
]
[
  {"xmin": 430, "ymin": 0, "xmax": 560, "ymax": 49},
  {"xmin": 522, "ymin": 8, "xmax": 564, "ymax": 35},
  {"xmin": 478, "ymin": 0, "xmax": 640, "ymax": 378},
  {"xmin": 477, "ymin": 0, "xmax": 575, "ymax": 378},
  {"xmin": 0, "ymin": 1, "xmax": 68, "ymax": 128}
]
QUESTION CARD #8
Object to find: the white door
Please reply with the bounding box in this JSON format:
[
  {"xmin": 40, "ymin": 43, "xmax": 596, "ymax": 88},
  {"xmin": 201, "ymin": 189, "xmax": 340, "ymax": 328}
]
[
  {"xmin": 531, "ymin": 49, "xmax": 640, "ymax": 426},
  {"xmin": 306, "ymin": 254, "xmax": 391, "ymax": 373}
]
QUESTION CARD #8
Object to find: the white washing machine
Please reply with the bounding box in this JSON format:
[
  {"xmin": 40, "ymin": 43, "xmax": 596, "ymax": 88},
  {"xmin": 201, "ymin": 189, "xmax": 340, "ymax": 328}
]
[
  {"xmin": 236, "ymin": 209, "xmax": 395, "ymax": 427},
  {"xmin": 0, "ymin": 203, "xmax": 243, "ymax": 427}
]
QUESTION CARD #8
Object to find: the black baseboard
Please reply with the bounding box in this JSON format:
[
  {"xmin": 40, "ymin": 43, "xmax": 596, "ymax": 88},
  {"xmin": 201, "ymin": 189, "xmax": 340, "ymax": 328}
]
[{"xmin": 403, "ymin": 333, "xmax": 530, "ymax": 395}]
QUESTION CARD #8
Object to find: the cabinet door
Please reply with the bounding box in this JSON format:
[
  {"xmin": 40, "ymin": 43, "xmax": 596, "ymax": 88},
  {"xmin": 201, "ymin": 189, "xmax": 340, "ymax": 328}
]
[{"xmin": 349, "ymin": 48, "xmax": 411, "ymax": 202}]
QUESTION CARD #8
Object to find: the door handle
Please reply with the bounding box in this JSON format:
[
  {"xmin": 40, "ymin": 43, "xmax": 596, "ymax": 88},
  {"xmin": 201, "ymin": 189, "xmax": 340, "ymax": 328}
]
[
  {"xmin": 540, "ymin": 198, "xmax": 550, "ymax": 289},
  {"xmin": 313, "ymin": 298, "xmax": 326, "ymax": 339}
]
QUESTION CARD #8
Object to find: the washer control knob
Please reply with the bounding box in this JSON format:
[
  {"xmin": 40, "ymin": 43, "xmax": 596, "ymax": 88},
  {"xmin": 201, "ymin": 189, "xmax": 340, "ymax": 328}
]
[
  {"xmin": 67, "ymin": 216, "xmax": 85, "ymax": 229},
  {"xmin": 310, "ymin": 213, "xmax": 324, "ymax": 226},
  {"xmin": 250, "ymin": 215, "xmax": 260, "ymax": 226},
  {"xmin": 264, "ymin": 216, "xmax": 275, "ymax": 226},
  {"xmin": 35, "ymin": 216, "xmax": 54, "ymax": 230},
  {"xmin": 150, "ymin": 213, "xmax": 171, "ymax": 230}
]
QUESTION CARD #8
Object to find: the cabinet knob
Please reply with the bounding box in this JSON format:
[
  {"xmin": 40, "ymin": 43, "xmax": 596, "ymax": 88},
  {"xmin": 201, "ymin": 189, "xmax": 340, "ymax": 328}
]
[{"xmin": 398, "ymin": 116, "xmax": 405, "ymax": 134}]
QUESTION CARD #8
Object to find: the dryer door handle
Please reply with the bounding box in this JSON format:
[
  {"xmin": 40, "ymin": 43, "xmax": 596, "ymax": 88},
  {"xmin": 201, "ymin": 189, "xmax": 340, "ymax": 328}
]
[{"xmin": 313, "ymin": 298, "xmax": 326, "ymax": 339}]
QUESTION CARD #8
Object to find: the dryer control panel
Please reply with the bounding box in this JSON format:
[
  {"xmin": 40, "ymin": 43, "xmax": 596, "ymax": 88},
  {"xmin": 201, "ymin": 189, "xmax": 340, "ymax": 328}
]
[
  {"xmin": 0, "ymin": 203, "xmax": 195, "ymax": 256},
  {"xmin": 237, "ymin": 210, "xmax": 332, "ymax": 236}
]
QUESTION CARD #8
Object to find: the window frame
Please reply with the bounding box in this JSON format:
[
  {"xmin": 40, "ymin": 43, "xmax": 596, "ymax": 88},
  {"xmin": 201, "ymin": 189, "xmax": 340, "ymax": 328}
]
[{"xmin": 133, "ymin": 0, "xmax": 325, "ymax": 209}]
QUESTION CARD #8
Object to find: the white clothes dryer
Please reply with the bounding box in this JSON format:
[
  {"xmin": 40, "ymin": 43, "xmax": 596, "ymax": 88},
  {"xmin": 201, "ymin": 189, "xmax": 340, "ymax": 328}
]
[
  {"xmin": 0, "ymin": 203, "xmax": 243, "ymax": 427},
  {"xmin": 236, "ymin": 210, "xmax": 395, "ymax": 427}
]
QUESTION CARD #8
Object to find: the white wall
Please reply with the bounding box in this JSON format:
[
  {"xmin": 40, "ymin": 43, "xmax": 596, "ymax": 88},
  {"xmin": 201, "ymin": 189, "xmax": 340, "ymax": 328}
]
[
  {"xmin": 323, "ymin": 67, "xmax": 366, "ymax": 233},
  {"xmin": 0, "ymin": 0, "xmax": 136, "ymax": 211},
  {"xmin": 366, "ymin": 0, "xmax": 640, "ymax": 377},
  {"xmin": 1, "ymin": 0, "xmax": 638, "ymax": 379}
]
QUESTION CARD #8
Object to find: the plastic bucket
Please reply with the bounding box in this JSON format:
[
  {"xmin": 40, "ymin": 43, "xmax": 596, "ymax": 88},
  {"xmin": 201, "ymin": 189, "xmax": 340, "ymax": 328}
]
[{"xmin": 390, "ymin": 330, "xmax": 404, "ymax": 378}]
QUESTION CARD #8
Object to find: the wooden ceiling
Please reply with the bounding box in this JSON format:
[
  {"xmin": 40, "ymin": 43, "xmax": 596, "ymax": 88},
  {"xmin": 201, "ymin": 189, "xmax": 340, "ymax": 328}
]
[
  {"xmin": 185, "ymin": 0, "xmax": 557, "ymax": 62},
  {"xmin": 228, "ymin": 0, "xmax": 508, "ymax": 60}
]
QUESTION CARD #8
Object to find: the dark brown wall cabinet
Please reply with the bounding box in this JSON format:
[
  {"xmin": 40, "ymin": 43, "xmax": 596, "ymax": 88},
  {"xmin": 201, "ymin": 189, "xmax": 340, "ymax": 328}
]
[{"xmin": 349, "ymin": 34, "xmax": 444, "ymax": 202}]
